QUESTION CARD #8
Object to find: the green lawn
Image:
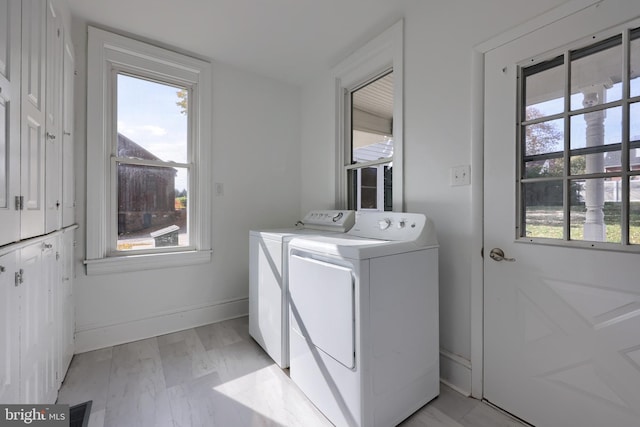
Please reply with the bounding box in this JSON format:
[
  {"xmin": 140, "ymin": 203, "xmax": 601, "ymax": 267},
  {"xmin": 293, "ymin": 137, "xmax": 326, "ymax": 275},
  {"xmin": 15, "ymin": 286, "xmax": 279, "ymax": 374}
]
[{"xmin": 526, "ymin": 224, "xmax": 640, "ymax": 243}]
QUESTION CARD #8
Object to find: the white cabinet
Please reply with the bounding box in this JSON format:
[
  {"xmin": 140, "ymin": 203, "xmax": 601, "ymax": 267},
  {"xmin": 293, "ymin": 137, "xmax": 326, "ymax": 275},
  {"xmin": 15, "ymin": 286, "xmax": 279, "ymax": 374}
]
[
  {"xmin": 0, "ymin": 0, "xmax": 75, "ymax": 404},
  {"xmin": 0, "ymin": 0, "xmax": 74, "ymax": 247},
  {"xmin": 1, "ymin": 231, "xmax": 73, "ymax": 404},
  {"xmin": 0, "ymin": 0, "xmax": 21, "ymax": 246},
  {"xmin": 0, "ymin": 251, "xmax": 19, "ymax": 404}
]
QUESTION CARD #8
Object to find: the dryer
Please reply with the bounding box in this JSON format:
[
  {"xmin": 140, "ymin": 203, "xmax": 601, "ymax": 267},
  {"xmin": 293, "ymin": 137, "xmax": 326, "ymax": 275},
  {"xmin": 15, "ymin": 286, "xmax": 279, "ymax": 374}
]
[
  {"xmin": 288, "ymin": 212, "xmax": 439, "ymax": 427},
  {"xmin": 249, "ymin": 210, "xmax": 355, "ymax": 368}
]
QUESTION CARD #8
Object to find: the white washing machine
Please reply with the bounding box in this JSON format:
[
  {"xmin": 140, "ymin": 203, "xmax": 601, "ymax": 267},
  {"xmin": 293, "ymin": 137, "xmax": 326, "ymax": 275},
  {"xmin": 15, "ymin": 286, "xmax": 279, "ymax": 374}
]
[
  {"xmin": 249, "ymin": 210, "xmax": 355, "ymax": 368},
  {"xmin": 288, "ymin": 212, "xmax": 439, "ymax": 427}
]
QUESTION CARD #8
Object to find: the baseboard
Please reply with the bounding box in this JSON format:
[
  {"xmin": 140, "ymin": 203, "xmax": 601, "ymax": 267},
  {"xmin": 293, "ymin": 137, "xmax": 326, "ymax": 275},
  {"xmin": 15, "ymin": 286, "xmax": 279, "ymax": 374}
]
[
  {"xmin": 74, "ymin": 297, "xmax": 249, "ymax": 353},
  {"xmin": 439, "ymin": 349, "xmax": 472, "ymax": 396}
]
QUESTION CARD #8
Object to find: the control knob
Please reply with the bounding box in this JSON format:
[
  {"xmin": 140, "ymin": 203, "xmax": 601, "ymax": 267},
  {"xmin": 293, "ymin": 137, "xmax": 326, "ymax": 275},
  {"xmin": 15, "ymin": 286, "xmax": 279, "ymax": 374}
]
[{"xmin": 378, "ymin": 218, "xmax": 391, "ymax": 230}]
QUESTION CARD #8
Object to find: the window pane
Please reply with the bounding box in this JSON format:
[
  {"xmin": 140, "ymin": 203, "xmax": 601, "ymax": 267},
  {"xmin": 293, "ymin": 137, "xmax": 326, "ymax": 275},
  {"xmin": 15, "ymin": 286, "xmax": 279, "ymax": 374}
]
[
  {"xmin": 383, "ymin": 165, "xmax": 392, "ymax": 211},
  {"xmin": 117, "ymin": 74, "xmax": 188, "ymax": 163},
  {"xmin": 570, "ymin": 106, "xmax": 622, "ymax": 149},
  {"xmin": 631, "ymin": 29, "xmax": 640, "ymax": 98},
  {"xmin": 631, "ymin": 176, "xmax": 640, "ymax": 244},
  {"xmin": 524, "ymin": 158, "xmax": 563, "ymax": 178},
  {"xmin": 523, "ymin": 180, "xmax": 564, "ymax": 238},
  {"xmin": 0, "ymin": 101, "xmax": 6, "ymax": 208},
  {"xmin": 351, "ymin": 72, "xmax": 393, "ymax": 164},
  {"xmin": 360, "ymin": 167, "xmax": 377, "ymax": 209},
  {"xmin": 571, "ymin": 149, "xmax": 622, "ymax": 175},
  {"xmin": 631, "ymin": 102, "xmax": 640, "ymax": 143},
  {"xmin": 524, "ymin": 119, "xmax": 563, "ymax": 156},
  {"xmin": 571, "ymin": 37, "xmax": 623, "ymax": 110},
  {"xmin": 117, "ymin": 162, "xmax": 188, "ymax": 251},
  {"xmin": 569, "ymin": 178, "xmax": 621, "ymax": 243},
  {"xmin": 352, "ymin": 131, "xmax": 393, "ymax": 162},
  {"xmin": 524, "ymin": 59, "xmax": 564, "ymax": 118}
]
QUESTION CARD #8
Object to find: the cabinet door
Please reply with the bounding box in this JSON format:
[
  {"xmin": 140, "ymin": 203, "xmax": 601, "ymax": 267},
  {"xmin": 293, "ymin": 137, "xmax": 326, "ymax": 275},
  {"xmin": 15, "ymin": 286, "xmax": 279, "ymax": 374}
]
[
  {"xmin": 44, "ymin": 0, "xmax": 63, "ymax": 233},
  {"xmin": 41, "ymin": 236, "xmax": 59, "ymax": 402},
  {"xmin": 0, "ymin": 251, "xmax": 19, "ymax": 403},
  {"xmin": 57, "ymin": 229, "xmax": 74, "ymax": 386},
  {"xmin": 61, "ymin": 33, "xmax": 75, "ymax": 227},
  {"xmin": 19, "ymin": 242, "xmax": 45, "ymax": 403},
  {"xmin": 0, "ymin": 0, "xmax": 21, "ymax": 246},
  {"xmin": 20, "ymin": 0, "xmax": 46, "ymax": 240},
  {"xmin": 20, "ymin": 238, "xmax": 59, "ymax": 404}
]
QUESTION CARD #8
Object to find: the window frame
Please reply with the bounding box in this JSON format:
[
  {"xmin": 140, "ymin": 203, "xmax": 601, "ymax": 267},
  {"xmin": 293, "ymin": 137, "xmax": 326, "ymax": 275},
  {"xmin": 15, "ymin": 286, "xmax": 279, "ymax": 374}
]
[
  {"xmin": 516, "ymin": 23, "xmax": 640, "ymax": 252},
  {"xmin": 333, "ymin": 20, "xmax": 404, "ymax": 211},
  {"xmin": 85, "ymin": 27, "xmax": 212, "ymax": 274}
]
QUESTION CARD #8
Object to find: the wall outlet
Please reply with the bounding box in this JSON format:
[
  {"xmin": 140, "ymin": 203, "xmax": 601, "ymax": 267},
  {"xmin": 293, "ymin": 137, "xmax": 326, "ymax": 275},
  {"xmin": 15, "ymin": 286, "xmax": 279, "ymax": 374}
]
[{"xmin": 451, "ymin": 165, "xmax": 471, "ymax": 186}]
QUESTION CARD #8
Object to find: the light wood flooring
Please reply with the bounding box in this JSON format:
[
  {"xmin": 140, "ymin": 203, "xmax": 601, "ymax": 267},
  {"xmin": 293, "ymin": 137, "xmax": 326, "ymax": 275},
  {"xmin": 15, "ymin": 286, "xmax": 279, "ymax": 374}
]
[{"xmin": 57, "ymin": 316, "xmax": 528, "ymax": 427}]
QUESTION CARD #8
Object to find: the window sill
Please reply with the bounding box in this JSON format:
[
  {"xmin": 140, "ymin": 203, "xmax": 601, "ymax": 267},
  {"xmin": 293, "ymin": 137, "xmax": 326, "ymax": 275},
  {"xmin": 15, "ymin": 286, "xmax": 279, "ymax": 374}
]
[{"xmin": 84, "ymin": 249, "xmax": 212, "ymax": 275}]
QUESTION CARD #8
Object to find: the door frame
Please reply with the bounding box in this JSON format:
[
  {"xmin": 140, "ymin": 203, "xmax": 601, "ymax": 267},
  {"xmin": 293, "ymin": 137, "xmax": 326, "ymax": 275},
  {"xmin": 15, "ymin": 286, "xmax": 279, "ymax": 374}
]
[{"xmin": 469, "ymin": 0, "xmax": 604, "ymax": 399}]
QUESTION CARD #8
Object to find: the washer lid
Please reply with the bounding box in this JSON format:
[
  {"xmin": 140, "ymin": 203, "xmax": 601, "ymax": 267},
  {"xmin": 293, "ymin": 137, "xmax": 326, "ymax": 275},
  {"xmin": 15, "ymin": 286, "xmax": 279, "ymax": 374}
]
[
  {"xmin": 289, "ymin": 234, "xmax": 434, "ymax": 259},
  {"xmin": 250, "ymin": 227, "xmax": 322, "ymax": 241}
]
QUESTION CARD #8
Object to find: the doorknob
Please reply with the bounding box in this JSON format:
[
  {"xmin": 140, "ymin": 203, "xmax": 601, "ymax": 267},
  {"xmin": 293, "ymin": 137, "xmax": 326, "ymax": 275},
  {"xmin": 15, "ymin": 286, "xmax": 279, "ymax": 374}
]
[{"xmin": 489, "ymin": 248, "xmax": 516, "ymax": 262}]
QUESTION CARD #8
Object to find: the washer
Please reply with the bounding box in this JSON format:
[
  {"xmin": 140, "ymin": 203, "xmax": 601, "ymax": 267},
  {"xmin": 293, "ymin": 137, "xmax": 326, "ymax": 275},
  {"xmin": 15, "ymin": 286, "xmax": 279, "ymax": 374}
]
[
  {"xmin": 249, "ymin": 210, "xmax": 355, "ymax": 368},
  {"xmin": 288, "ymin": 212, "xmax": 439, "ymax": 427}
]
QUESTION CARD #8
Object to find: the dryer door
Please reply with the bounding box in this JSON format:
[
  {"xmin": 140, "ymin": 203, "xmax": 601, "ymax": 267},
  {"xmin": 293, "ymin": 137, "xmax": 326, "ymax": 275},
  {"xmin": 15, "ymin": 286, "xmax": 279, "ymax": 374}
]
[{"xmin": 289, "ymin": 254, "xmax": 355, "ymax": 369}]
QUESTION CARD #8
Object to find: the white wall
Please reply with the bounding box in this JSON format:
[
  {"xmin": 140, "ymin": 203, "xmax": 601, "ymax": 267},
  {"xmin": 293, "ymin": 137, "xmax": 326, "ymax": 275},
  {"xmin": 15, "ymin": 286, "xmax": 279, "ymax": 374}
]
[
  {"xmin": 300, "ymin": 0, "xmax": 568, "ymax": 393},
  {"xmin": 71, "ymin": 17, "xmax": 301, "ymax": 352}
]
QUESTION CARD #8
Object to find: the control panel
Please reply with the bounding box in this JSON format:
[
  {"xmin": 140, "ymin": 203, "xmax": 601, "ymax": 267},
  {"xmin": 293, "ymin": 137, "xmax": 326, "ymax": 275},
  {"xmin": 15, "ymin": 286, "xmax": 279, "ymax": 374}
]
[
  {"xmin": 347, "ymin": 212, "xmax": 439, "ymax": 247},
  {"xmin": 300, "ymin": 210, "xmax": 356, "ymax": 232}
]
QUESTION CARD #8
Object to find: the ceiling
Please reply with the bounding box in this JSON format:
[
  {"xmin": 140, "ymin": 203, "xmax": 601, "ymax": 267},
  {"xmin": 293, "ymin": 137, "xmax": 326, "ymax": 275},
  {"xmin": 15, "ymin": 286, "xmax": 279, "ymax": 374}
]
[
  {"xmin": 66, "ymin": 0, "xmax": 409, "ymax": 86},
  {"xmin": 353, "ymin": 72, "xmax": 394, "ymax": 120}
]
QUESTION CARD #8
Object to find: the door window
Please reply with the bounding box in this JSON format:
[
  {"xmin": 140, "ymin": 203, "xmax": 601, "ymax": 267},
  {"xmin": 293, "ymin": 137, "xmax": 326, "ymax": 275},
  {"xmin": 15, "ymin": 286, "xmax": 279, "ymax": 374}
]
[{"xmin": 519, "ymin": 27, "xmax": 640, "ymax": 249}]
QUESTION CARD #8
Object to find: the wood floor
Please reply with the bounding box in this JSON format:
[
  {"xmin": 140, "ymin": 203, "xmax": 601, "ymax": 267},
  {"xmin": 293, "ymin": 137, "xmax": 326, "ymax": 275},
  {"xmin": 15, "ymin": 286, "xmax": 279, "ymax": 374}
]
[{"xmin": 57, "ymin": 317, "xmax": 528, "ymax": 427}]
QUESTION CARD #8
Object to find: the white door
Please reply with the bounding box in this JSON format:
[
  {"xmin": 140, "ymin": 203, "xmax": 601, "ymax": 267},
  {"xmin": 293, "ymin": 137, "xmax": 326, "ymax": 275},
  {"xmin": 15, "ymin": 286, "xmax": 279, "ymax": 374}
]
[
  {"xmin": 19, "ymin": 242, "xmax": 45, "ymax": 404},
  {"xmin": 44, "ymin": 0, "xmax": 63, "ymax": 233},
  {"xmin": 41, "ymin": 236, "xmax": 59, "ymax": 402},
  {"xmin": 0, "ymin": 0, "xmax": 21, "ymax": 246},
  {"xmin": 484, "ymin": 3, "xmax": 640, "ymax": 427},
  {"xmin": 20, "ymin": 0, "xmax": 47, "ymax": 240},
  {"xmin": 289, "ymin": 255, "xmax": 355, "ymax": 369},
  {"xmin": 57, "ymin": 228, "xmax": 75, "ymax": 385},
  {"xmin": 0, "ymin": 251, "xmax": 19, "ymax": 403},
  {"xmin": 61, "ymin": 32, "xmax": 75, "ymax": 227}
]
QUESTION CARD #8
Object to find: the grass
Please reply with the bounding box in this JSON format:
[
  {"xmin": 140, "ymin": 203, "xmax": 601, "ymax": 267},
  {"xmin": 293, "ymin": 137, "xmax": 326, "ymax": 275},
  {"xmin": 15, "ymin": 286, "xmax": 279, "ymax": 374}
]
[
  {"xmin": 524, "ymin": 202, "xmax": 640, "ymax": 243},
  {"xmin": 526, "ymin": 224, "xmax": 640, "ymax": 243}
]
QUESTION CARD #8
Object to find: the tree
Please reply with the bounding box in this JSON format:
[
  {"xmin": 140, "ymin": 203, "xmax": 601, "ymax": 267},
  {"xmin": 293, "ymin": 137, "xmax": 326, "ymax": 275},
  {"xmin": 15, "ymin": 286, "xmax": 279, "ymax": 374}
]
[
  {"xmin": 525, "ymin": 107, "xmax": 563, "ymax": 155},
  {"xmin": 524, "ymin": 107, "xmax": 582, "ymax": 205},
  {"xmin": 176, "ymin": 89, "xmax": 188, "ymax": 115}
]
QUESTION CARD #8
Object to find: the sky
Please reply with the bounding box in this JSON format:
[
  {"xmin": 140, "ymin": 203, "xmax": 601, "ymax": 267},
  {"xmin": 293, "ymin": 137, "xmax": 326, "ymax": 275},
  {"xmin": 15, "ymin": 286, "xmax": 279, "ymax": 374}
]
[
  {"xmin": 117, "ymin": 74, "xmax": 189, "ymax": 191},
  {"xmin": 528, "ymin": 81, "xmax": 640, "ymax": 155}
]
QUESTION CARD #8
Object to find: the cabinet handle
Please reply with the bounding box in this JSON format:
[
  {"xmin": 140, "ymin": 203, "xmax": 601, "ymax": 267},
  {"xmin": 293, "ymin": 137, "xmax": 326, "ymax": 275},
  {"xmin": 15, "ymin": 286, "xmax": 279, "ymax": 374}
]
[
  {"xmin": 0, "ymin": 265, "xmax": 5, "ymax": 273},
  {"xmin": 64, "ymin": 131, "xmax": 71, "ymax": 136},
  {"xmin": 43, "ymin": 243, "xmax": 53, "ymax": 250},
  {"xmin": 46, "ymin": 132, "xmax": 56, "ymax": 140}
]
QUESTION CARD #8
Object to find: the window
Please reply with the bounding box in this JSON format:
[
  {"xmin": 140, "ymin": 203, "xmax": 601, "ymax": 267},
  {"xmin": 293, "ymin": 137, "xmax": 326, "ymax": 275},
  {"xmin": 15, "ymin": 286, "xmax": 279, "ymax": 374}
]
[
  {"xmin": 349, "ymin": 71, "xmax": 394, "ymax": 211},
  {"xmin": 518, "ymin": 26, "xmax": 640, "ymax": 249},
  {"xmin": 334, "ymin": 21, "xmax": 403, "ymax": 211},
  {"xmin": 85, "ymin": 27, "xmax": 212, "ymax": 274}
]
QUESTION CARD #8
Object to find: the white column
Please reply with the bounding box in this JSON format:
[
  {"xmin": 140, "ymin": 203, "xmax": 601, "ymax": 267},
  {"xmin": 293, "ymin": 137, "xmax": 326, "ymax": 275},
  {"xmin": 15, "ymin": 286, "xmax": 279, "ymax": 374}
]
[{"xmin": 582, "ymin": 90, "xmax": 606, "ymax": 241}]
